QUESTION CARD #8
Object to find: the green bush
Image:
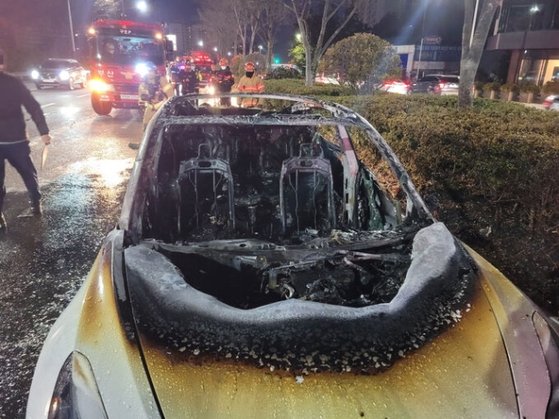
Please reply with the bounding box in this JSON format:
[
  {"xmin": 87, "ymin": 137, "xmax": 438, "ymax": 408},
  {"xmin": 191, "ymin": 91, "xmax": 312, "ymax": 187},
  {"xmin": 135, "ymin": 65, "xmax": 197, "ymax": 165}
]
[
  {"xmin": 500, "ymin": 82, "xmax": 519, "ymax": 93},
  {"xmin": 483, "ymin": 81, "xmax": 501, "ymax": 93},
  {"xmin": 345, "ymin": 95, "xmax": 558, "ymax": 219},
  {"xmin": 518, "ymin": 81, "xmax": 540, "ymax": 94},
  {"xmin": 318, "ymin": 33, "xmax": 401, "ymax": 91}
]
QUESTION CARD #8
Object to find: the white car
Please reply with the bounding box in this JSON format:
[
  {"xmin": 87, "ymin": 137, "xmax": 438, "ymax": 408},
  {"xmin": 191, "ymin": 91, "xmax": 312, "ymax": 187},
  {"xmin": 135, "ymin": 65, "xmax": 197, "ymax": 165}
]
[
  {"xmin": 27, "ymin": 93, "xmax": 559, "ymax": 419},
  {"xmin": 314, "ymin": 74, "xmax": 340, "ymax": 85},
  {"xmin": 543, "ymin": 94, "xmax": 559, "ymax": 111},
  {"xmin": 379, "ymin": 79, "xmax": 411, "ymax": 95}
]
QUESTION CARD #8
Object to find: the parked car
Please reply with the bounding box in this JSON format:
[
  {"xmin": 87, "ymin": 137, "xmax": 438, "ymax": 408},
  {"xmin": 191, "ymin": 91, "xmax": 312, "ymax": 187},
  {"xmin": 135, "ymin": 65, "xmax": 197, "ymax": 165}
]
[
  {"xmin": 378, "ymin": 79, "xmax": 411, "ymax": 95},
  {"xmin": 27, "ymin": 93, "xmax": 559, "ymax": 418},
  {"xmin": 264, "ymin": 64, "xmax": 303, "ymax": 80},
  {"xmin": 543, "ymin": 94, "xmax": 559, "ymax": 111},
  {"xmin": 411, "ymin": 74, "xmax": 460, "ymax": 95},
  {"xmin": 30, "ymin": 58, "xmax": 88, "ymax": 90},
  {"xmin": 315, "ymin": 73, "xmax": 340, "ymax": 85}
]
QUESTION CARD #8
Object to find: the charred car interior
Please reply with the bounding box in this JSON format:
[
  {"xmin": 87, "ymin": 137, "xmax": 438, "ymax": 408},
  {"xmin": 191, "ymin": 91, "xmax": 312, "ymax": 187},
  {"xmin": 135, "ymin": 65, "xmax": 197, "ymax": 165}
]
[{"xmin": 124, "ymin": 95, "xmax": 478, "ymax": 373}]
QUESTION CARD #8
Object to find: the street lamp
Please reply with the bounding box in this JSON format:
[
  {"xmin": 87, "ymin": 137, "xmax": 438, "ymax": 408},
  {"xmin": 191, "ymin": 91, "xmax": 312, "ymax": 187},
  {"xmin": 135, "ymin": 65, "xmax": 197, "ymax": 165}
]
[
  {"xmin": 198, "ymin": 40, "xmax": 204, "ymax": 48},
  {"xmin": 136, "ymin": 0, "xmax": 148, "ymax": 13},
  {"xmin": 295, "ymin": 33, "xmax": 302, "ymax": 42}
]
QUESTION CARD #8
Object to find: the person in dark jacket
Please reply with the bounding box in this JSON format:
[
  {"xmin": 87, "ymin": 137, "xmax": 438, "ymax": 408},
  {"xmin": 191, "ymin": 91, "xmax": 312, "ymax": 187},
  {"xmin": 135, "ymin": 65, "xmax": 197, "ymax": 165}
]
[
  {"xmin": 0, "ymin": 63, "xmax": 51, "ymax": 233},
  {"xmin": 213, "ymin": 58, "xmax": 235, "ymax": 106},
  {"xmin": 179, "ymin": 62, "xmax": 199, "ymax": 95}
]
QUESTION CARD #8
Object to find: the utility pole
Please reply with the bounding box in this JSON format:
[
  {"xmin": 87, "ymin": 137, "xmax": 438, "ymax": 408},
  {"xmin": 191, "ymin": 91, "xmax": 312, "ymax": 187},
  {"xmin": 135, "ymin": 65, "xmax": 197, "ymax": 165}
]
[
  {"xmin": 416, "ymin": 1, "xmax": 427, "ymax": 80},
  {"xmin": 67, "ymin": 0, "xmax": 76, "ymax": 53}
]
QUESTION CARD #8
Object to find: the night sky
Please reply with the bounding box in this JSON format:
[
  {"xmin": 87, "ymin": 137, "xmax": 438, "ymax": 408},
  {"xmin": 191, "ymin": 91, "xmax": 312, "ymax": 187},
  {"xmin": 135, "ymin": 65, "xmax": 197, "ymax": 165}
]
[
  {"xmin": 153, "ymin": 0, "xmax": 200, "ymax": 24},
  {"xmin": 69, "ymin": 0, "xmax": 201, "ymax": 31}
]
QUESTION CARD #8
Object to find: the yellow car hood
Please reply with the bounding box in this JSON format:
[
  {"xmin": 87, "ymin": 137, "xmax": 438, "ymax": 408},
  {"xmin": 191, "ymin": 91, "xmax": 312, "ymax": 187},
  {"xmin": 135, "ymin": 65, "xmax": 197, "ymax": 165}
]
[
  {"xmin": 123, "ymin": 233, "xmax": 518, "ymax": 418},
  {"xmin": 135, "ymin": 274, "xmax": 518, "ymax": 418}
]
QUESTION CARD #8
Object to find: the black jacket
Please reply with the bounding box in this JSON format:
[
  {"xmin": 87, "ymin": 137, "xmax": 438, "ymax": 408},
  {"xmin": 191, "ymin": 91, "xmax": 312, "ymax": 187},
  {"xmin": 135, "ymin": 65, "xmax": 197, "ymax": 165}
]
[
  {"xmin": 0, "ymin": 72, "xmax": 49, "ymax": 143},
  {"xmin": 214, "ymin": 67, "xmax": 235, "ymax": 92}
]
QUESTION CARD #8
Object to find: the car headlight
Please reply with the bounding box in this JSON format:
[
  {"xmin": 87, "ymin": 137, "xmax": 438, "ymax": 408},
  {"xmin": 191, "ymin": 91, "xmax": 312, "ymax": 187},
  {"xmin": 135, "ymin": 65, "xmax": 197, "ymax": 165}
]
[
  {"xmin": 48, "ymin": 352, "xmax": 108, "ymax": 419},
  {"xmin": 31, "ymin": 70, "xmax": 40, "ymax": 80},
  {"xmin": 59, "ymin": 70, "xmax": 70, "ymax": 81},
  {"xmin": 88, "ymin": 79, "xmax": 114, "ymax": 93},
  {"xmin": 135, "ymin": 63, "xmax": 149, "ymax": 77}
]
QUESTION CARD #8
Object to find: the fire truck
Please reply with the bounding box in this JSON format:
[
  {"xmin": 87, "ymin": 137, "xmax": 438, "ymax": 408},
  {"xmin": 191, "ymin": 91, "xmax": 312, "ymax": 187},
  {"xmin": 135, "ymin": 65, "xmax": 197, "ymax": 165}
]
[
  {"xmin": 86, "ymin": 19, "xmax": 173, "ymax": 115},
  {"xmin": 189, "ymin": 50, "xmax": 214, "ymax": 92}
]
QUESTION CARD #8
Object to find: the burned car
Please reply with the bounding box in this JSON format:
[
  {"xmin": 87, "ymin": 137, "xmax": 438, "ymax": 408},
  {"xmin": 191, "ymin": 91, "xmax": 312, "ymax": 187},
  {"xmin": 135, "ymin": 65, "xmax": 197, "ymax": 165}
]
[{"xmin": 28, "ymin": 94, "xmax": 559, "ymax": 418}]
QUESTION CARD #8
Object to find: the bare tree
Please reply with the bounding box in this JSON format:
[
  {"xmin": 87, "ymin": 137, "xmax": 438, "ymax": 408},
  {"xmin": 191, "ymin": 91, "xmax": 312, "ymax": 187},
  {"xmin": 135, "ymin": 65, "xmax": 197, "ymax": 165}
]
[
  {"xmin": 92, "ymin": 0, "xmax": 120, "ymax": 19},
  {"xmin": 258, "ymin": 0, "xmax": 289, "ymax": 69},
  {"xmin": 231, "ymin": 0, "xmax": 250, "ymax": 55},
  {"xmin": 231, "ymin": 0, "xmax": 263, "ymax": 55},
  {"xmin": 199, "ymin": 0, "xmax": 238, "ymax": 55},
  {"xmin": 459, "ymin": 0, "xmax": 500, "ymax": 108},
  {"xmin": 284, "ymin": 0, "xmax": 372, "ymax": 86}
]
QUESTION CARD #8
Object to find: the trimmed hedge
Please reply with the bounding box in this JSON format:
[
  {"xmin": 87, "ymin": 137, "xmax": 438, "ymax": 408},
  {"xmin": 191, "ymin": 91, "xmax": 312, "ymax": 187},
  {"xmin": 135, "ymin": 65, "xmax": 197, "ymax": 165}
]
[{"xmin": 265, "ymin": 80, "xmax": 559, "ymax": 312}]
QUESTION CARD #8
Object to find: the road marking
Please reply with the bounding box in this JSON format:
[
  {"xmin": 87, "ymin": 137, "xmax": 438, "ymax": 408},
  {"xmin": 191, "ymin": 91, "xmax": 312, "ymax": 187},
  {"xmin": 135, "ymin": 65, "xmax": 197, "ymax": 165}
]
[
  {"xmin": 78, "ymin": 93, "xmax": 89, "ymax": 98},
  {"xmin": 41, "ymin": 103, "xmax": 56, "ymax": 109}
]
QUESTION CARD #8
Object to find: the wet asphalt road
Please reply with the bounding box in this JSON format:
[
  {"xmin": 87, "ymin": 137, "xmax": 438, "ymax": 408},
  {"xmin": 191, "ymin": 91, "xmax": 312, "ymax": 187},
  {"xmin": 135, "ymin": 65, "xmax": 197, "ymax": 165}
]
[{"xmin": 0, "ymin": 84, "xmax": 142, "ymax": 418}]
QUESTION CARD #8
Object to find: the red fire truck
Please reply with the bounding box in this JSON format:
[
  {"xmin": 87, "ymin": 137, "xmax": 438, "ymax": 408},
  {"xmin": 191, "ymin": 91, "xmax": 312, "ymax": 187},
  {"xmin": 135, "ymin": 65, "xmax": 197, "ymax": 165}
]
[
  {"xmin": 188, "ymin": 50, "xmax": 214, "ymax": 93},
  {"xmin": 86, "ymin": 19, "xmax": 173, "ymax": 115}
]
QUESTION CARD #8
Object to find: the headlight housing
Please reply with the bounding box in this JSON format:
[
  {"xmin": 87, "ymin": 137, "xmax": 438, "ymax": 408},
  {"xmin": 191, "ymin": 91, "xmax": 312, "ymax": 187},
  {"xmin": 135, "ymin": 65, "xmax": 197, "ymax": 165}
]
[
  {"xmin": 31, "ymin": 69, "xmax": 40, "ymax": 80},
  {"xmin": 59, "ymin": 70, "xmax": 70, "ymax": 81},
  {"xmin": 533, "ymin": 312, "xmax": 559, "ymax": 417},
  {"xmin": 48, "ymin": 352, "xmax": 107, "ymax": 419}
]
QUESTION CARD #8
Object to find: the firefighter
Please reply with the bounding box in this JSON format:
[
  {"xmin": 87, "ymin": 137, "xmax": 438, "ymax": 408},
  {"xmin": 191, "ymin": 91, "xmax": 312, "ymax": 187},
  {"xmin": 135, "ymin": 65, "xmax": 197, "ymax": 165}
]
[
  {"xmin": 179, "ymin": 61, "xmax": 199, "ymax": 95},
  {"xmin": 138, "ymin": 64, "xmax": 174, "ymax": 130},
  {"xmin": 233, "ymin": 61, "xmax": 264, "ymax": 107},
  {"xmin": 213, "ymin": 58, "xmax": 235, "ymax": 106},
  {"xmin": 168, "ymin": 56, "xmax": 184, "ymax": 95}
]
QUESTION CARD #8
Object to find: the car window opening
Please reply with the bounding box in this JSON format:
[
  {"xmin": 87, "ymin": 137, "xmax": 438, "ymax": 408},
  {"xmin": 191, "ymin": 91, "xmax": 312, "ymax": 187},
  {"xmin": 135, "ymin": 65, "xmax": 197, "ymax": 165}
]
[{"xmin": 143, "ymin": 124, "xmax": 399, "ymax": 244}]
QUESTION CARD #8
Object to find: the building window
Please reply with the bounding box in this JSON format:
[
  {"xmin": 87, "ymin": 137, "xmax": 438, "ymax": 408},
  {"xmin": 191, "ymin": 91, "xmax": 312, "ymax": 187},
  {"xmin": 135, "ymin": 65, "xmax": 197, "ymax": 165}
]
[{"xmin": 499, "ymin": 1, "xmax": 547, "ymax": 33}]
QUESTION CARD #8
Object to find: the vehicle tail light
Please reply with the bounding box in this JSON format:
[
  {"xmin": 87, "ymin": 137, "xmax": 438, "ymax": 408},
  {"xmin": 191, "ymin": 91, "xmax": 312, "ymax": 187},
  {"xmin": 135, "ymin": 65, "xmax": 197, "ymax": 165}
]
[
  {"xmin": 543, "ymin": 99, "xmax": 552, "ymax": 109},
  {"xmin": 439, "ymin": 82, "xmax": 446, "ymax": 90}
]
